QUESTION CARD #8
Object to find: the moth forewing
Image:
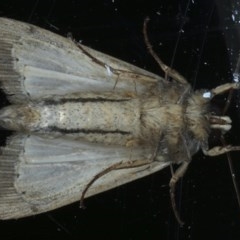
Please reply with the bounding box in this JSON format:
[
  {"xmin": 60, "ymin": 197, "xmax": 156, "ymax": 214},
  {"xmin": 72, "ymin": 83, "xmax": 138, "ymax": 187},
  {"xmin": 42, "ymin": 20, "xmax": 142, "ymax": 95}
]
[{"xmin": 0, "ymin": 17, "xmax": 163, "ymax": 102}]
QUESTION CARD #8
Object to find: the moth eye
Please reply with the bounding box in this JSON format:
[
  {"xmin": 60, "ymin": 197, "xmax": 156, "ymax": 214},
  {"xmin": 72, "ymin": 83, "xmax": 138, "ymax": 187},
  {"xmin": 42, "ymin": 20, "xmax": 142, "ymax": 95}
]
[{"xmin": 203, "ymin": 91, "xmax": 212, "ymax": 99}]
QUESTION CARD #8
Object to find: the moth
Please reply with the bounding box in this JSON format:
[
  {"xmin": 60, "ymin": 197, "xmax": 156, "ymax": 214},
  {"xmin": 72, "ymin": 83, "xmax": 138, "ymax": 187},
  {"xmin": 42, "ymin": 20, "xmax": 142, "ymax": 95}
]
[{"xmin": 0, "ymin": 17, "xmax": 239, "ymax": 224}]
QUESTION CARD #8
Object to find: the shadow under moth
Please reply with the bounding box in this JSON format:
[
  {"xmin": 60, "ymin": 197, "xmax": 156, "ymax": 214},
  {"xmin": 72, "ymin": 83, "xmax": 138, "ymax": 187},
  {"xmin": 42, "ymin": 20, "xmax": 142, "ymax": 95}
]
[{"xmin": 0, "ymin": 17, "xmax": 239, "ymax": 225}]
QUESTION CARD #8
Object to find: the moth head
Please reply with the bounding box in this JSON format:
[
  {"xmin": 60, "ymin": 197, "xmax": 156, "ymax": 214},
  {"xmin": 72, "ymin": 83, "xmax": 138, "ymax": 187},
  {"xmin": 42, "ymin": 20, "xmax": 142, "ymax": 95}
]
[
  {"xmin": 209, "ymin": 115, "xmax": 232, "ymax": 134},
  {"xmin": 186, "ymin": 83, "xmax": 238, "ymax": 144},
  {"xmin": 201, "ymin": 85, "xmax": 237, "ymax": 136}
]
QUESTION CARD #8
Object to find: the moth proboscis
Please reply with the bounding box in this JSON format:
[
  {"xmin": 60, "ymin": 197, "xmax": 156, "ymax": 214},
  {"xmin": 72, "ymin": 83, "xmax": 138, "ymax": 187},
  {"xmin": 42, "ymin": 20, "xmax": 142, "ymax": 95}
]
[{"xmin": 0, "ymin": 17, "xmax": 239, "ymax": 225}]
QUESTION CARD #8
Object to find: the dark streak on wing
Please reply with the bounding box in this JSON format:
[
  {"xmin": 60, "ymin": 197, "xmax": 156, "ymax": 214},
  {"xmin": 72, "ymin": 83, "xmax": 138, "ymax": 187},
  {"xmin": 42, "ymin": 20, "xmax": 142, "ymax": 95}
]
[
  {"xmin": 43, "ymin": 97, "xmax": 130, "ymax": 105},
  {"xmin": 48, "ymin": 126, "xmax": 130, "ymax": 135}
]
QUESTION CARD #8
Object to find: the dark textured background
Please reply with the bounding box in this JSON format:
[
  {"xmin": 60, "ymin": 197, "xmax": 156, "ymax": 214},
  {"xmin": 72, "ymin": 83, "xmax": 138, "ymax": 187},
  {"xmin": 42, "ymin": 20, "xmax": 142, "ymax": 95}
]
[{"xmin": 0, "ymin": 0, "xmax": 240, "ymax": 239}]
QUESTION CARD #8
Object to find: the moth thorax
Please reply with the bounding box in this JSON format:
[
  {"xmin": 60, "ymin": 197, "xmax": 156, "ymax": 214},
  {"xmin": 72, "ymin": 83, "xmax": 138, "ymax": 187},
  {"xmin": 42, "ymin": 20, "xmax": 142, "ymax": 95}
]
[{"xmin": 185, "ymin": 92, "xmax": 210, "ymax": 141}]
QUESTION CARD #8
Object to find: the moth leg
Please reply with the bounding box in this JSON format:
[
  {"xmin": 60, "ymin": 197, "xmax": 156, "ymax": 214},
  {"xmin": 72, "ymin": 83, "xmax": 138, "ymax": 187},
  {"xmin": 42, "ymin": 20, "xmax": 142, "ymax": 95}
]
[
  {"xmin": 169, "ymin": 132, "xmax": 191, "ymax": 225},
  {"xmin": 210, "ymin": 83, "xmax": 240, "ymax": 98},
  {"xmin": 80, "ymin": 159, "xmax": 153, "ymax": 208},
  {"xmin": 202, "ymin": 145, "xmax": 240, "ymax": 156},
  {"xmin": 143, "ymin": 17, "xmax": 188, "ymax": 85},
  {"xmin": 169, "ymin": 161, "xmax": 189, "ymax": 226}
]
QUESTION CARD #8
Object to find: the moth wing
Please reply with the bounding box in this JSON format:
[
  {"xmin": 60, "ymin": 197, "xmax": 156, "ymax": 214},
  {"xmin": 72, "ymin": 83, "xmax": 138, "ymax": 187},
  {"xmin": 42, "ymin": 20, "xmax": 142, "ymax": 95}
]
[
  {"xmin": 0, "ymin": 134, "xmax": 169, "ymax": 219},
  {"xmin": 0, "ymin": 18, "xmax": 164, "ymax": 103}
]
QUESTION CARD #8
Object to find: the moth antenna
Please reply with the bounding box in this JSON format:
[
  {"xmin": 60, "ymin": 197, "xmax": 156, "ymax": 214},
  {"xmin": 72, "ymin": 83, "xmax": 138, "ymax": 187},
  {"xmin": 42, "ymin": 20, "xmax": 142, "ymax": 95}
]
[
  {"xmin": 80, "ymin": 161, "xmax": 125, "ymax": 209},
  {"xmin": 212, "ymin": 82, "xmax": 240, "ymax": 211},
  {"xmin": 221, "ymin": 137, "xmax": 240, "ymax": 210},
  {"xmin": 226, "ymin": 51, "xmax": 240, "ymax": 114},
  {"xmin": 169, "ymin": 132, "xmax": 192, "ymax": 226},
  {"xmin": 143, "ymin": 17, "xmax": 188, "ymax": 85},
  {"xmin": 219, "ymin": 84, "xmax": 240, "ymax": 212},
  {"xmin": 169, "ymin": 161, "xmax": 189, "ymax": 226},
  {"xmin": 80, "ymin": 159, "xmax": 153, "ymax": 208},
  {"xmin": 76, "ymin": 42, "xmax": 141, "ymax": 91},
  {"xmin": 76, "ymin": 43, "xmax": 111, "ymax": 70},
  {"xmin": 80, "ymin": 132, "xmax": 163, "ymax": 208}
]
